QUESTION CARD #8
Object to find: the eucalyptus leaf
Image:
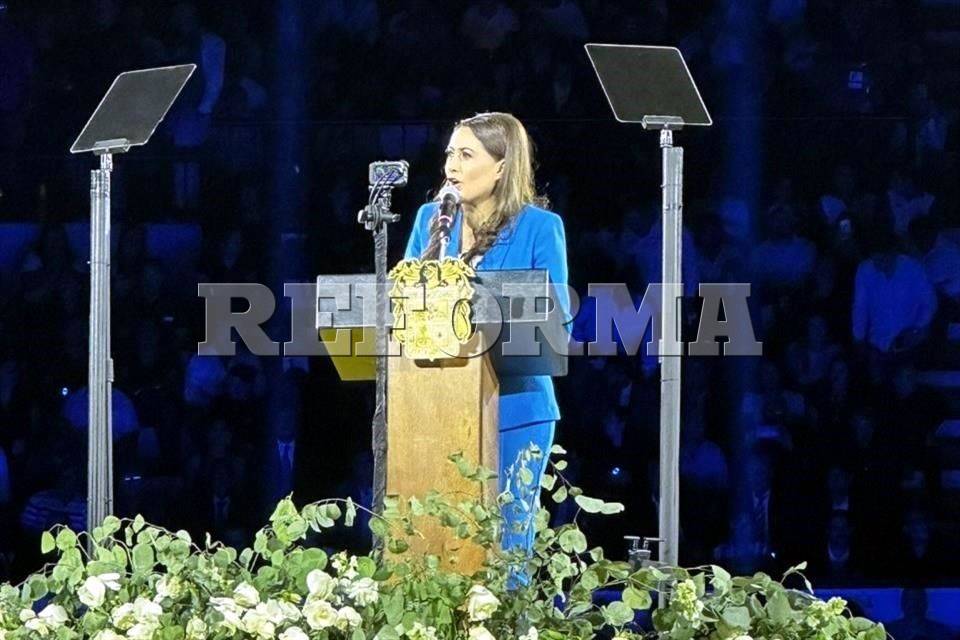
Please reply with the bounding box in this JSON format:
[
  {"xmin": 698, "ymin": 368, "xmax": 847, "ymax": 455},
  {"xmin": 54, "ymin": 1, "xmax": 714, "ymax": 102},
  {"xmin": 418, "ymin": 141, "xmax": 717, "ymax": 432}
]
[
  {"xmin": 374, "ymin": 625, "xmax": 401, "ymax": 640},
  {"xmin": 711, "ymin": 565, "xmax": 731, "ymax": 593},
  {"xmin": 599, "ymin": 501, "xmax": 625, "ymax": 514},
  {"xmin": 579, "ymin": 569, "xmax": 600, "ymax": 592},
  {"xmin": 721, "ymin": 605, "xmax": 751, "ymax": 630},
  {"xmin": 27, "ymin": 575, "xmax": 49, "ymax": 600},
  {"xmin": 55, "ymin": 528, "xmax": 78, "ymax": 551},
  {"xmin": 102, "ymin": 515, "xmax": 121, "ymax": 535},
  {"xmin": 559, "ymin": 529, "xmax": 588, "ymax": 554},
  {"xmin": 540, "ymin": 473, "xmax": 557, "ymax": 491},
  {"xmin": 602, "ymin": 600, "xmax": 635, "ymax": 626},
  {"xmin": 323, "ymin": 503, "xmax": 343, "ymax": 521},
  {"xmin": 623, "ymin": 586, "xmax": 652, "ymax": 610},
  {"xmin": 384, "ymin": 591, "xmax": 404, "ymax": 625},
  {"xmin": 356, "ymin": 556, "xmax": 376, "ymax": 578},
  {"xmin": 369, "ymin": 518, "xmax": 388, "ymax": 538},
  {"xmin": 573, "ymin": 495, "xmax": 605, "ymax": 513},
  {"xmin": 766, "ymin": 590, "xmax": 795, "ymax": 625},
  {"xmin": 41, "ymin": 531, "xmax": 56, "ymax": 554},
  {"xmin": 132, "ymin": 542, "xmax": 155, "ymax": 572}
]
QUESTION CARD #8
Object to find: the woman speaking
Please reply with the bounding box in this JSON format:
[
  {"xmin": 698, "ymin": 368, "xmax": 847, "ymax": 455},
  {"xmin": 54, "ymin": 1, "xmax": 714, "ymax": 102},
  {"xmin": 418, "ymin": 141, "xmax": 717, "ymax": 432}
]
[{"xmin": 404, "ymin": 112, "xmax": 569, "ymax": 552}]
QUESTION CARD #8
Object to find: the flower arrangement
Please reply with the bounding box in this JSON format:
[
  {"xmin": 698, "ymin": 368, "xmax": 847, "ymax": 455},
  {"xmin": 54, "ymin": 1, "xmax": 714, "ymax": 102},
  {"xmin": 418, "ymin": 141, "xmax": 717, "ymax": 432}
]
[{"xmin": 0, "ymin": 446, "xmax": 887, "ymax": 639}]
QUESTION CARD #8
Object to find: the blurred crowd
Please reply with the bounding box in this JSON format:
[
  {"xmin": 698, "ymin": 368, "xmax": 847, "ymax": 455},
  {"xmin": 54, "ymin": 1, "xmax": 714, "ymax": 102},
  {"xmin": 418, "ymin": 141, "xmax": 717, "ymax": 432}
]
[{"xmin": 1, "ymin": 1, "xmax": 959, "ymax": 615}]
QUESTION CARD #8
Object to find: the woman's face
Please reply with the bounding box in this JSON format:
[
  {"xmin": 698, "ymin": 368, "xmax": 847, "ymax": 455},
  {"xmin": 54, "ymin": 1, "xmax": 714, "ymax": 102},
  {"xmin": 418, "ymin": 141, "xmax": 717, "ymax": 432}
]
[{"xmin": 444, "ymin": 126, "xmax": 503, "ymax": 206}]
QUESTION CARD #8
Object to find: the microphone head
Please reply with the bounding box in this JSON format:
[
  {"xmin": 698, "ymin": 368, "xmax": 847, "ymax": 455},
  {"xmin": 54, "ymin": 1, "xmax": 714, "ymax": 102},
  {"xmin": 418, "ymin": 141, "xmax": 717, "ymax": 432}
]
[{"xmin": 438, "ymin": 184, "xmax": 461, "ymax": 204}]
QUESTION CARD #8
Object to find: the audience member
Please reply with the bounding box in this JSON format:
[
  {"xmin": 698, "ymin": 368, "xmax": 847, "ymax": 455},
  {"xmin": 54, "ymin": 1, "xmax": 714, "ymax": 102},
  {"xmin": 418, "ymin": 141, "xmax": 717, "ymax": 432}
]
[
  {"xmin": 852, "ymin": 231, "xmax": 937, "ymax": 353},
  {"xmin": 166, "ymin": 2, "xmax": 226, "ymax": 212},
  {"xmin": 459, "ymin": 1, "xmax": 519, "ymax": 53},
  {"xmin": 887, "ymin": 588, "xmax": 954, "ymax": 640}
]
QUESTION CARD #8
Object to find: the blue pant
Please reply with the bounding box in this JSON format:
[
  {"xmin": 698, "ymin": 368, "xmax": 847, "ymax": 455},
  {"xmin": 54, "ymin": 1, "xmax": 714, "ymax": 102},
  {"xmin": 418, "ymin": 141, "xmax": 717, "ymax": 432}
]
[{"xmin": 498, "ymin": 420, "xmax": 556, "ymax": 554}]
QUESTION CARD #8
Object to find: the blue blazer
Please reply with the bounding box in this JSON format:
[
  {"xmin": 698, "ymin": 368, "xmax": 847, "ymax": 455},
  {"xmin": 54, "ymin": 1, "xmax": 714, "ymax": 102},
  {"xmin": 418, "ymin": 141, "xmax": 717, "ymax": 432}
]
[{"xmin": 404, "ymin": 202, "xmax": 569, "ymax": 430}]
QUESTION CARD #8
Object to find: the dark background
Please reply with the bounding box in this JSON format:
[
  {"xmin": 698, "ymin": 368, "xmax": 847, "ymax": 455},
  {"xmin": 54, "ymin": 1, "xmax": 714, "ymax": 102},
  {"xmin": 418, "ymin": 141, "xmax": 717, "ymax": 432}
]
[{"xmin": 1, "ymin": 1, "xmax": 958, "ymax": 631}]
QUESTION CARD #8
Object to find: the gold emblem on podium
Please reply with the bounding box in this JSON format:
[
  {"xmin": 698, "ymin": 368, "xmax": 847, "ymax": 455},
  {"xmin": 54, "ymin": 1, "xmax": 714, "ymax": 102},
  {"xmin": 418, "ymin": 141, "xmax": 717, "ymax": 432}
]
[{"xmin": 388, "ymin": 258, "xmax": 476, "ymax": 360}]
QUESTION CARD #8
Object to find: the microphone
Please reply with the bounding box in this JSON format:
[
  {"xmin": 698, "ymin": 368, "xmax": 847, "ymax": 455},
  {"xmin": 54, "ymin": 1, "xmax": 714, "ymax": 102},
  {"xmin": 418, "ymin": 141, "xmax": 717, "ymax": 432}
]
[{"xmin": 436, "ymin": 184, "xmax": 461, "ymax": 245}]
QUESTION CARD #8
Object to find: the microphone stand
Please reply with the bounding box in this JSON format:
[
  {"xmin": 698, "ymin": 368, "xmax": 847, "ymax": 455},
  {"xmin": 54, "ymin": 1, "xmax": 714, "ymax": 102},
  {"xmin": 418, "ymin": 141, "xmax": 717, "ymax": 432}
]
[
  {"xmin": 438, "ymin": 218, "xmax": 452, "ymax": 258},
  {"xmin": 358, "ymin": 184, "xmax": 400, "ymax": 524}
]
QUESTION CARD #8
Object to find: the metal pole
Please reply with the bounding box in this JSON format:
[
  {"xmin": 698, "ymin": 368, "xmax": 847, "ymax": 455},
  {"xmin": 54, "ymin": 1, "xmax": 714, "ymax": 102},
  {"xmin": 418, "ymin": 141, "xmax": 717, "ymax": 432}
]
[
  {"xmin": 371, "ymin": 196, "xmax": 390, "ymax": 521},
  {"xmin": 357, "ymin": 176, "xmax": 403, "ymax": 529},
  {"xmin": 658, "ymin": 129, "xmax": 683, "ymax": 567},
  {"xmin": 87, "ymin": 152, "xmax": 114, "ymax": 535}
]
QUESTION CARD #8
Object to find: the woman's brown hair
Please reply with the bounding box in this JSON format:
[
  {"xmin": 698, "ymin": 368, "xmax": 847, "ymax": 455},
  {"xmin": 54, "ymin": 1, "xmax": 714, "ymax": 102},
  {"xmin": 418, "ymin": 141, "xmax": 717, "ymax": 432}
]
[{"xmin": 421, "ymin": 112, "xmax": 548, "ymax": 263}]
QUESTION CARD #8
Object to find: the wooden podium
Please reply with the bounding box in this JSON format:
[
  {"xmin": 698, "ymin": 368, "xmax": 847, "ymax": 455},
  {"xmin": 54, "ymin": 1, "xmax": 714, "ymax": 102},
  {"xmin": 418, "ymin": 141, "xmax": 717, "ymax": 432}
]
[
  {"xmin": 316, "ymin": 268, "xmax": 568, "ymax": 572},
  {"xmin": 387, "ymin": 333, "xmax": 499, "ymax": 570}
]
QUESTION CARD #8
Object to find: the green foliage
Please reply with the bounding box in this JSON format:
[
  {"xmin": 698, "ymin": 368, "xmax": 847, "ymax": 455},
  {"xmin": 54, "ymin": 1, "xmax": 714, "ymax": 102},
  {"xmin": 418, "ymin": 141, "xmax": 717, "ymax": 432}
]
[{"xmin": 0, "ymin": 447, "xmax": 887, "ymax": 640}]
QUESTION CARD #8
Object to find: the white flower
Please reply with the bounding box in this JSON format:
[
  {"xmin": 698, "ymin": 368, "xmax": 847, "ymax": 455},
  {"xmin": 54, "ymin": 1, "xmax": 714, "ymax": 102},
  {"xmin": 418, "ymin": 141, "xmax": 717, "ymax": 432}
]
[
  {"xmin": 24, "ymin": 618, "xmax": 49, "ymax": 636},
  {"xmin": 38, "ymin": 604, "xmax": 68, "ymax": 628},
  {"xmin": 468, "ymin": 625, "xmax": 496, "ymax": 640},
  {"xmin": 92, "ymin": 630, "xmax": 125, "ymax": 640},
  {"xmin": 21, "ymin": 609, "xmax": 57, "ymax": 638},
  {"xmin": 303, "ymin": 599, "xmax": 338, "ymax": 630},
  {"xmin": 110, "ymin": 602, "xmax": 136, "ymax": 630},
  {"xmin": 127, "ymin": 621, "xmax": 159, "ymax": 640},
  {"xmin": 276, "ymin": 599, "xmax": 302, "ymax": 622},
  {"xmin": 210, "ymin": 597, "xmax": 244, "ymax": 632},
  {"xmin": 519, "ymin": 627, "xmax": 539, "ymax": 640},
  {"xmin": 335, "ymin": 606, "xmax": 362, "ymax": 630},
  {"xmin": 254, "ymin": 600, "xmax": 291, "ymax": 625},
  {"xmin": 306, "ymin": 570, "xmax": 336, "ymax": 601},
  {"xmin": 79, "ymin": 572, "xmax": 122, "ymax": 609},
  {"xmin": 78, "ymin": 576, "xmax": 107, "ymax": 608},
  {"xmin": 232, "ymin": 582, "xmax": 261, "ymax": 608},
  {"xmin": 279, "ymin": 627, "xmax": 309, "ymax": 640},
  {"xmin": 406, "ymin": 622, "xmax": 439, "ymax": 640},
  {"xmin": 465, "ymin": 585, "xmax": 500, "ymax": 622},
  {"xmin": 99, "ymin": 573, "xmax": 122, "ymax": 590},
  {"xmin": 185, "ymin": 617, "xmax": 208, "ymax": 640},
  {"xmin": 132, "ymin": 597, "xmax": 162, "ymax": 622},
  {"xmin": 241, "ymin": 607, "xmax": 276, "ymax": 639},
  {"xmin": 332, "ymin": 553, "xmax": 360, "ymax": 579},
  {"xmin": 154, "ymin": 575, "xmax": 182, "ymax": 602},
  {"xmin": 346, "ymin": 577, "xmax": 379, "ymax": 607},
  {"xmin": 331, "ymin": 552, "xmax": 358, "ymax": 577},
  {"xmin": 732, "ymin": 636, "xmax": 753, "ymax": 640}
]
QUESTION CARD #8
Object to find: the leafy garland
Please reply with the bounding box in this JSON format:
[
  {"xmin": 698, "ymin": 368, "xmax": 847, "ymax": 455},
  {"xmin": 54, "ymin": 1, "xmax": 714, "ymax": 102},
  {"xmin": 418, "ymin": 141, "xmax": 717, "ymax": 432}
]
[{"xmin": 0, "ymin": 446, "xmax": 888, "ymax": 639}]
